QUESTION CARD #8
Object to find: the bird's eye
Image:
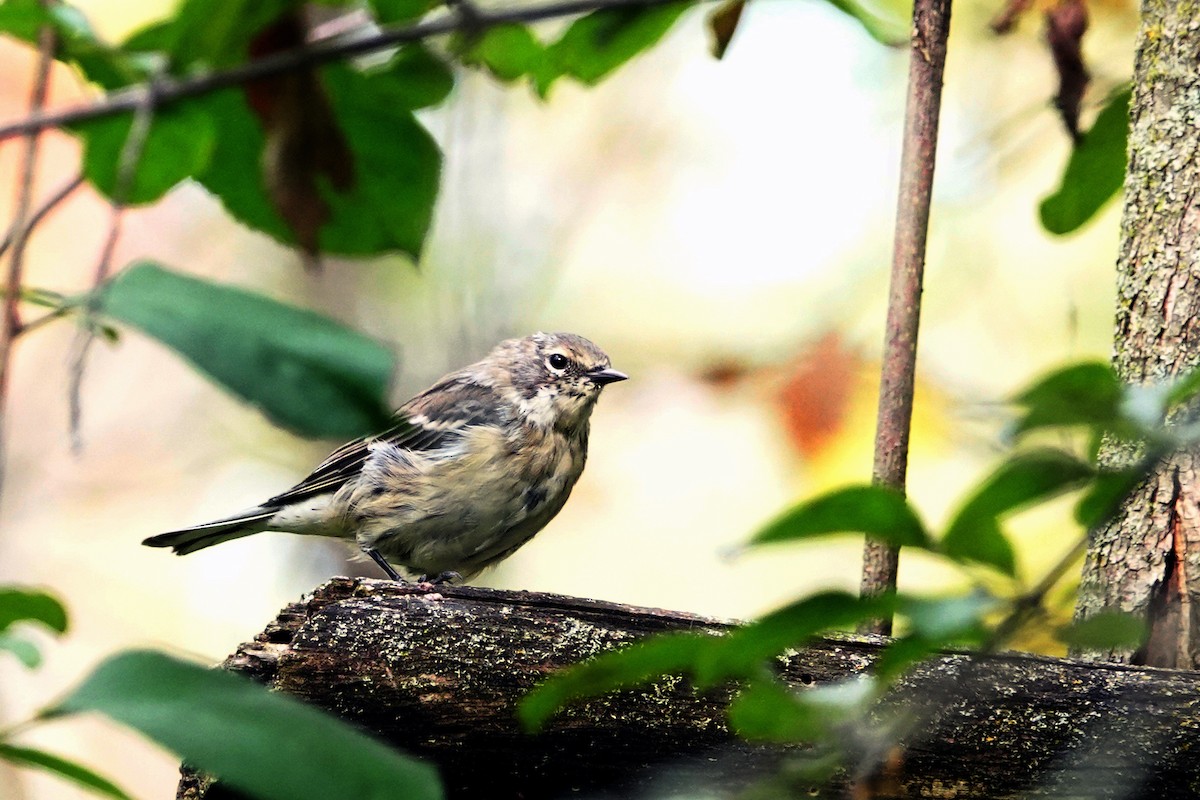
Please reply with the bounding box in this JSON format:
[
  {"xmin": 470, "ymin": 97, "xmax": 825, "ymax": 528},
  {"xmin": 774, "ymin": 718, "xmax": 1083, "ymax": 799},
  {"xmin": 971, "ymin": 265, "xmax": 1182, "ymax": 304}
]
[{"xmin": 548, "ymin": 353, "xmax": 570, "ymax": 371}]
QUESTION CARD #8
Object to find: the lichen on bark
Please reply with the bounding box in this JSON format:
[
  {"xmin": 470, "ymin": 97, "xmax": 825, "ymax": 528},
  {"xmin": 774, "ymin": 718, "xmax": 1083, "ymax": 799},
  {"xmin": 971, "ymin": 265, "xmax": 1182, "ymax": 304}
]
[{"xmin": 1076, "ymin": 0, "xmax": 1200, "ymax": 668}]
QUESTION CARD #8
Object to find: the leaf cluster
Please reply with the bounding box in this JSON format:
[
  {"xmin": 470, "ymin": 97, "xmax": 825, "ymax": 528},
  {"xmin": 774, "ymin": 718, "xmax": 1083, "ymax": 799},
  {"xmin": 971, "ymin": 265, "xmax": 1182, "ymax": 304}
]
[{"xmin": 519, "ymin": 360, "xmax": 1199, "ymax": 781}]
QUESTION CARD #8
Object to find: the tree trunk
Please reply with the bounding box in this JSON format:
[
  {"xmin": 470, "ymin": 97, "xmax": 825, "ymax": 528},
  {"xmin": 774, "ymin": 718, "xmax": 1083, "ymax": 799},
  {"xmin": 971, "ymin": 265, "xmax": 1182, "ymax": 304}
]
[
  {"xmin": 1075, "ymin": 0, "xmax": 1200, "ymax": 668},
  {"xmin": 179, "ymin": 578, "xmax": 1200, "ymax": 800}
]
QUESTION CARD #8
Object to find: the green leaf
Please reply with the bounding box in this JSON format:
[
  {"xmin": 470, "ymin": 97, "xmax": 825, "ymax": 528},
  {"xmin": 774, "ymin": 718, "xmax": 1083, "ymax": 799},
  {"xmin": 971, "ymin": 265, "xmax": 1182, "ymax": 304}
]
[
  {"xmin": 0, "ymin": 0, "xmax": 144, "ymax": 89},
  {"xmin": 519, "ymin": 632, "xmax": 718, "ymax": 731},
  {"xmin": 694, "ymin": 592, "xmax": 895, "ymax": 686},
  {"xmin": 0, "ymin": 588, "xmax": 68, "ymax": 635},
  {"xmin": 0, "ymin": 744, "xmax": 134, "ymax": 800},
  {"xmin": 375, "ymin": 45, "xmax": 455, "ymax": 110},
  {"xmin": 536, "ymin": 2, "xmax": 690, "ymax": 96},
  {"xmin": 0, "ymin": 633, "xmax": 42, "ymax": 668},
  {"xmin": 195, "ymin": 65, "xmax": 442, "ymax": 258},
  {"xmin": 728, "ymin": 679, "xmax": 825, "ymax": 742},
  {"xmin": 1059, "ymin": 610, "xmax": 1147, "ymax": 650},
  {"xmin": 750, "ymin": 485, "xmax": 932, "ymax": 550},
  {"xmin": 899, "ymin": 590, "xmax": 997, "ymax": 641},
  {"xmin": 823, "ymin": 0, "xmax": 909, "ymax": 45},
  {"xmin": 97, "ymin": 262, "xmax": 394, "ymax": 439},
  {"xmin": 460, "ymin": 24, "xmax": 546, "ymax": 82},
  {"xmin": 45, "ymin": 650, "xmax": 443, "ymax": 800},
  {"xmin": 1074, "ymin": 467, "xmax": 1144, "ymax": 528},
  {"xmin": 1166, "ymin": 364, "xmax": 1200, "ymax": 410},
  {"xmin": 942, "ymin": 449, "xmax": 1094, "ymax": 576},
  {"xmin": 74, "ymin": 103, "xmax": 217, "ymax": 205},
  {"xmin": 155, "ymin": 0, "xmax": 295, "ymax": 69},
  {"xmin": 369, "ymin": 0, "xmax": 438, "ymax": 24},
  {"xmin": 1039, "ymin": 88, "xmax": 1130, "ymax": 235},
  {"xmin": 1010, "ymin": 362, "xmax": 1123, "ymax": 437}
]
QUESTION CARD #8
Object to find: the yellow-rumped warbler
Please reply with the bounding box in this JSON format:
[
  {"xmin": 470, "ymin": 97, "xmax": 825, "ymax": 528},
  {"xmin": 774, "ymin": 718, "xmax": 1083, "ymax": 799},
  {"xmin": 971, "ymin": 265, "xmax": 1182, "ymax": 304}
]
[{"xmin": 143, "ymin": 332, "xmax": 626, "ymax": 583}]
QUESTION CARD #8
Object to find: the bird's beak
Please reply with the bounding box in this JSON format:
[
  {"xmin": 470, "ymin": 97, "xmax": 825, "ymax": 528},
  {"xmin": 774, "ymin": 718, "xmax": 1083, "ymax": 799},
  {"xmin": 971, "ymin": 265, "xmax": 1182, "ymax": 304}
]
[{"xmin": 588, "ymin": 367, "xmax": 628, "ymax": 385}]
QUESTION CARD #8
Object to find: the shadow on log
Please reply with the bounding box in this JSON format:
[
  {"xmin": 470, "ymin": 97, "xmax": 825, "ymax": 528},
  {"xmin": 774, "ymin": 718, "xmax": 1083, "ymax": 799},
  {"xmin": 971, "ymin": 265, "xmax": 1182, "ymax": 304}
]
[{"xmin": 178, "ymin": 577, "xmax": 1200, "ymax": 799}]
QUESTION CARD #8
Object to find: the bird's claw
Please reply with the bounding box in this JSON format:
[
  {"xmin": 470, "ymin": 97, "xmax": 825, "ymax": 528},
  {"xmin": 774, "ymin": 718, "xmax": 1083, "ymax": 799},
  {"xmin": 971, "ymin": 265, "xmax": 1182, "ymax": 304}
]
[{"xmin": 416, "ymin": 571, "xmax": 461, "ymax": 586}]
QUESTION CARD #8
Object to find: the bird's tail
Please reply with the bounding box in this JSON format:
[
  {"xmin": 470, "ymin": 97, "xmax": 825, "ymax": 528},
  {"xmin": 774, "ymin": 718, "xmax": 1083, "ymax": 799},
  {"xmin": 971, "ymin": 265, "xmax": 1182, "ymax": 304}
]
[{"xmin": 142, "ymin": 510, "xmax": 275, "ymax": 556}]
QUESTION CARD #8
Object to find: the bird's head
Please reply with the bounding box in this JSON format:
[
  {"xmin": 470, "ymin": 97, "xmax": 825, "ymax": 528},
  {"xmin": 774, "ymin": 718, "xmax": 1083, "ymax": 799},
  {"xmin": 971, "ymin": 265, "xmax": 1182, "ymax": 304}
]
[{"xmin": 493, "ymin": 332, "xmax": 627, "ymax": 430}]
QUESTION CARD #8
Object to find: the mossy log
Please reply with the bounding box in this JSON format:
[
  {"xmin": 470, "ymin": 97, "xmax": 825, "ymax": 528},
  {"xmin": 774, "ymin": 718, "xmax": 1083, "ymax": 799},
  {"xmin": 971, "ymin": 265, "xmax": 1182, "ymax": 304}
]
[{"xmin": 178, "ymin": 577, "xmax": 1200, "ymax": 799}]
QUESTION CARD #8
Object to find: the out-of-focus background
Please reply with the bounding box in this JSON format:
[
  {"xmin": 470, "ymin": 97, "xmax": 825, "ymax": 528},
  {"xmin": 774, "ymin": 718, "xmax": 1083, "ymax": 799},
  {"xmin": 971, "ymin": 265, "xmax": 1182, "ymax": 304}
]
[{"xmin": 0, "ymin": 0, "xmax": 1135, "ymax": 796}]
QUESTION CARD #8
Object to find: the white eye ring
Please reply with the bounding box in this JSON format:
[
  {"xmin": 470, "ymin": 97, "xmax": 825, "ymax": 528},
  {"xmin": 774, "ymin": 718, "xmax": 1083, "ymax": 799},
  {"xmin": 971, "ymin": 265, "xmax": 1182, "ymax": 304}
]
[{"xmin": 547, "ymin": 353, "xmax": 570, "ymax": 371}]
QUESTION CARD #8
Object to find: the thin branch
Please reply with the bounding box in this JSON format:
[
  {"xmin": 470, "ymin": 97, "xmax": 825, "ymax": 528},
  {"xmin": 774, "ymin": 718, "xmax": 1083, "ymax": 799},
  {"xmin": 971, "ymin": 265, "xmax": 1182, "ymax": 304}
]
[
  {"xmin": 0, "ymin": 173, "xmax": 85, "ymax": 262},
  {"xmin": 0, "ymin": 0, "xmax": 686, "ymax": 144},
  {"xmin": 0, "ymin": 20, "xmax": 57, "ymax": 490},
  {"xmin": 860, "ymin": 0, "xmax": 954, "ymax": 634},
  {"xmin": 66, "ymin": 72, "xmax": 156, "ymax": 452}
]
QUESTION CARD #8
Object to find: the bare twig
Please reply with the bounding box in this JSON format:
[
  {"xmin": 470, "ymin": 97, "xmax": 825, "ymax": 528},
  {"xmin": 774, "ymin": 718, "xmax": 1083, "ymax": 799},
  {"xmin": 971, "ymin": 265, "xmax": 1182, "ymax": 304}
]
[
  {"xmin": 0, "ymin": 21, "xmax": 57, "ymax": 489},
  {"xmin": 65, "ymin": 78, "xmax": 155, "ymax": 452},
  {"xmin": 0, "ymin": 173, "xmax": 85, "ymax": 262},
  {"xmin": 0, "ymin": 0, "xmax": 686, "ymax": 144},
  {"xmin": 860, "ymin": 0, "xmax": 954, "ymax": 634}
]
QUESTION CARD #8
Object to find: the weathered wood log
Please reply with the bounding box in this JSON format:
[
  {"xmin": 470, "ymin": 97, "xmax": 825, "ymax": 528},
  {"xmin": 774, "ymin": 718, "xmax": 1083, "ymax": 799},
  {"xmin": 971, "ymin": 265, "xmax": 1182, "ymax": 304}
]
[{"xmin": 179, "ymin": 578, "xmax": 1200, "ymax": 799}]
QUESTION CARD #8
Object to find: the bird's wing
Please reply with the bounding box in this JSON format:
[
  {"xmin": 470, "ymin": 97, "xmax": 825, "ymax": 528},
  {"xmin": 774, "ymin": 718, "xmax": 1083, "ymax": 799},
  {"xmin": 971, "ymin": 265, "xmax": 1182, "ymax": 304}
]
[{"xmin": 264, "ymin": 378, "xmax": 509, "ymax": 507}]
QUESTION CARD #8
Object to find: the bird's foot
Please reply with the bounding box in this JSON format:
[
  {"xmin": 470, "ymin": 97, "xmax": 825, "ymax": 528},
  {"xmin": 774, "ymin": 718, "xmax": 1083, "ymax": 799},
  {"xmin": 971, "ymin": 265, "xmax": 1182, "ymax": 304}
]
[{"xmin": 417, "ymin": 571, "xmax": 461, "ymax": 587}]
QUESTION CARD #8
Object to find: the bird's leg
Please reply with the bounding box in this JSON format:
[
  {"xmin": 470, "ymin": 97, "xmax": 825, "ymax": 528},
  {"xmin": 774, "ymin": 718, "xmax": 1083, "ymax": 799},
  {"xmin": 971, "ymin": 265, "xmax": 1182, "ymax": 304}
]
[{"xmin": 365, "ymin": 548, "xmax": 405, "ymax": 582}]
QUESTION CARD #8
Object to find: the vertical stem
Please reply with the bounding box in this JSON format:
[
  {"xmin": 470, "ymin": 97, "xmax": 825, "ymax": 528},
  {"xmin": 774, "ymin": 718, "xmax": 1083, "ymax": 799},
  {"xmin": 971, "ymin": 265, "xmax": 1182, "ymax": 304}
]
[
  {"xmin": 859, "ymin": 0, "xmax": 953, "ymax": 634},
  {"xmin": 0, "ymin": 24, "xmax": 56, "ymax": 477}
]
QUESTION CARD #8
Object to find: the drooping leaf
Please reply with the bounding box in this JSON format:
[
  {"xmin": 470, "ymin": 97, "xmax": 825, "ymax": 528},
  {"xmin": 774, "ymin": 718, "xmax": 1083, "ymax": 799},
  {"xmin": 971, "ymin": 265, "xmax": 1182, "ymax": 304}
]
[
  {"xmin": 244, "ymin": 12, "xmax": 356, "ymax": 260},
  {"xmin": 0, "ymin": 744, "xmax": 134, "ymax": 800},
  {"xmin": 693, "ymin": 592, "xmax": 895, "ymax": 686},
  {"xmin": 460, "ymin": 24, "xmax": 546, "ymax": 82},
  {"xmin": 1039, "ymin": 88, "xmax": 1129, "ymax": 235},
  {"xmin": 1010, "ymin": 361, "xmax": 1123, "ymax": 437},
  {"xmin": 1045, "ymin": 0, "xmax": 1090, "ymax": 140},
  {"xmin": 1058, "ymin": 610, "xmax": 1147, "ymax": 650},
  {"xmin": 45, "ymin": 650, "xmax": 443, "ymax": 800},
  {"xmin": 751, "ymin": 485, "xmax": 933, "ymax": 550},
  {"xmin": 0, "ymin": 633, "xmax": 42, "ymax": 668},
  {"xmin": 97, "ymin": 262, "xmax": 394, "ymax": 439},
  {"xmin": 536, "ymin": 2, "xmax": 690, "ymax": 96},
  {"xmin": 707, "ymin": 0, "xmax": 745, "ymax": 59},
  {"xmin": 519, "ymin": 632, "xmax": 719, "ymax": 731},
  {"xmin": 196, "ymin": 66, "xmax": 442, "ymax": 258},
  {"xmin": 0, "ymin": 588, "xmax": 68, "ymax": 635},
  {"xmin": 74, "ymin": 102, "xmax": 217, "ymax": 205},
  {"xmin": 942, "ymin": 450, "xmax": 1094, "ymax": 575}
]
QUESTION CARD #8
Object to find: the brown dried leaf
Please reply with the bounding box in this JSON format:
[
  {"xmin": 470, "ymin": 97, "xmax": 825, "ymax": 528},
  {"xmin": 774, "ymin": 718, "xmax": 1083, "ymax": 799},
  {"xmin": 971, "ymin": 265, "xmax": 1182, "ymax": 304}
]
[
  {"xmin": 245, "ymin": 13, "xmax": 356, "ymax": 263},
  {"xmin": 1046, "ymin": 0, "xmax": 1090, "ymax": 141},
  {"xmin": 989, "ymin": 0, "xmax": 1033, "ymax": 34},
  {"xmin": 708, "ymin": 0, "xmax": 745, "ymax": 60}
]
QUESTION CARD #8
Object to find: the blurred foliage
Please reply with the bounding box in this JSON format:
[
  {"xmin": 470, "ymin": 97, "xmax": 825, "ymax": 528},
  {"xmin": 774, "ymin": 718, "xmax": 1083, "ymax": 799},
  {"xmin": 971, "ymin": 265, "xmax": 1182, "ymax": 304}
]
[
  {"xmin": 0, "ymin": 587, "xmax": 444, "ymax": 800},
  {"xmin": 96, "ymin": 262, "xmax": 395, "ymax": 439},
  {"xmin": 521, "ymin": 360, "xmax": 1184, "ymax": 783},
  {"xmin": 1040, "ymin": 88, "xmax": 1131, "ymax": 235}
]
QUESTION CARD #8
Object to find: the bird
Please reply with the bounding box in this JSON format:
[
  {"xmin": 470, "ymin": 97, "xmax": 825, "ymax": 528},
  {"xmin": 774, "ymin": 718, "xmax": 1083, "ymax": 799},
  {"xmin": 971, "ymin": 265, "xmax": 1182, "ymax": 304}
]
[{"xmin": 143, "ymin": 332, "xmax": 627, "ymax": 583}]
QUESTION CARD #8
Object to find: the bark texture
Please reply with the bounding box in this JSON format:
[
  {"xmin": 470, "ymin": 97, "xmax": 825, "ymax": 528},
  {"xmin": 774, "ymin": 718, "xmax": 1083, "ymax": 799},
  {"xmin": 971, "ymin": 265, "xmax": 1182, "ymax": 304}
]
[
  {"xmin": 1076, "ymin": 0, "xmax": 1200, "ymax": 667},
  {"xmin": 179, "ymin": 578, "xmax": 1200, "ymax": 800}
]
